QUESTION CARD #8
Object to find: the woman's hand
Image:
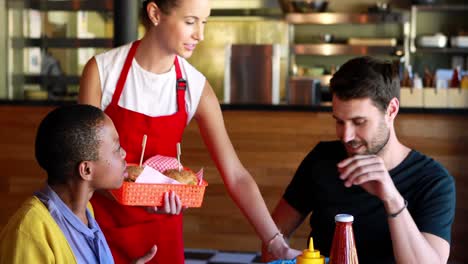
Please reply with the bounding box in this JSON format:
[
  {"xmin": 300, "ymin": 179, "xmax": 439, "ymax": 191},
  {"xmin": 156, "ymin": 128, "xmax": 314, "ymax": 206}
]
[
  {"xmin": 132, "ymin": 245, "xmax": 157, "ymax": 264},
  {"xmin": 268, "ymin": 235, "xmax": 302, "ymax": 260},
  {"xmin": 145, "ymin": 191, "xmax": 186, "ymax": 215}
]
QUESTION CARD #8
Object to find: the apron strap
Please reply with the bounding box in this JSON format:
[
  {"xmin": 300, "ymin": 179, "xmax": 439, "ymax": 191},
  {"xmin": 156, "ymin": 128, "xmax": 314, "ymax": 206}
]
[
  {"xmin": 111, "ymin": 42, "xmax": 187, "ymax": 114},
  {"xmin": 111, "ymin": 40, "xmax": 141, "ymax": 105},
  {"xmin": 174, "ymin": 57, "xmax": 187, "ymax": 91}
]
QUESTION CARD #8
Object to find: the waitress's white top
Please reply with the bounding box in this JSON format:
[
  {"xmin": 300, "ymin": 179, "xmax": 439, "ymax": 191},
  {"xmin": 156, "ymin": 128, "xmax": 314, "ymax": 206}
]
[{"xmin": 95, "ymin": 42, "xmax": 206, "ymax": 123}]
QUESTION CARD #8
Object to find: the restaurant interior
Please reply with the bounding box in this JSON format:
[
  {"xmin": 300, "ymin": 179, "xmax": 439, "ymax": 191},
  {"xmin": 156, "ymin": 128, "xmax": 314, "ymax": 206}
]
[{"xmin": 0, "ymin": 0, "xmax": 467, "ymax": 263}]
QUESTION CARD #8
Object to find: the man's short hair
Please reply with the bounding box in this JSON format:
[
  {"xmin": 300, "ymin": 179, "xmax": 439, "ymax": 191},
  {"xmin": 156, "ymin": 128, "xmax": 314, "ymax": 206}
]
[
  {"xmin": 35, "ymin": 104, "xmax": 106, "ymax": 185},
  {"xmin": 329, "ymin": 56, "xmax": 400, "ymax": 112}
]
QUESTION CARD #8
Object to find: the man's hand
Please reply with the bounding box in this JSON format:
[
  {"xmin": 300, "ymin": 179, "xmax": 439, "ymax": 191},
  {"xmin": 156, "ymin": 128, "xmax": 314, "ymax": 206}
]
[
  {"xmin": 337, "ymin": 155, "xmax": 399, "ymax": 202},
  {"xmin": 132, "ymin": 245, "xmax": 157, "ymax": 264},
  {"xmin": 145, "ymin": 191, "xmax": 186, "ymax": 214}
]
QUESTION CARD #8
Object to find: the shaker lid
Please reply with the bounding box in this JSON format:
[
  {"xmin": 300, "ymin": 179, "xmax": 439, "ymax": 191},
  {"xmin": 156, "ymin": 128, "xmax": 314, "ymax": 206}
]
[{"xmin": 335, "ymin": 214, "xmax": 354, "ymax": 222}]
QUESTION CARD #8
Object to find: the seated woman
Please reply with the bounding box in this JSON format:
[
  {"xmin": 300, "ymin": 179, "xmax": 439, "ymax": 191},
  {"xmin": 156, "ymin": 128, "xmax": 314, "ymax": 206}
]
[{"xmin": 0, "ymin": 104, "xmax": 157, "ymax": 264}]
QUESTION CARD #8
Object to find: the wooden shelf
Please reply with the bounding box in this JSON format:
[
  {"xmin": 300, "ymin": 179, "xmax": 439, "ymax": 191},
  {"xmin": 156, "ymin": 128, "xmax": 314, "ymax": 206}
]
[
  {"xmin": 293, "ymin": 44, "xmax": 403, "ymax": 56},
  {"xmin": 12, "ymin": 37, "xmax": 113, "ymax": 48},
  {"xmin": 285, "ymin": 12, "xmax": 408, "ymax": 25}
]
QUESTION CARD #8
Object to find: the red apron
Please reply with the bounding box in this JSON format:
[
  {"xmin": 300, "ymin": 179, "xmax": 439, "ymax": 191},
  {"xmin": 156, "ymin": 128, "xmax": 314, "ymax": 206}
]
[{"xmin": 91, "ymin": 40, "xmax": 187, "ymax": 264}]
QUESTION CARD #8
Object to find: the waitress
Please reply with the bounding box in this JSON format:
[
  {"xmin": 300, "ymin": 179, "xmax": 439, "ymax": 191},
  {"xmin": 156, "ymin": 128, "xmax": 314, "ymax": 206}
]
[{"xmin": 79, "ymin": 0, "xmax": 300, "ymax": 263}]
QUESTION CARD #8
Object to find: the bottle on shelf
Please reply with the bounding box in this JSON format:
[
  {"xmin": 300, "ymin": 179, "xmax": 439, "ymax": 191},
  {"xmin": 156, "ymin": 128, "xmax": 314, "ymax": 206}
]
[
  {"xmin": 329, "ymin": 214, "xmax": 359, "ymax": 264},
  {"xmin": 461, "ymin": 74, "xmax": 468, "ymax": 89},
  {"xmin": 423, "ymin": 67, "xmax": 435, "ymax": 88},
  {"xmin": 401, "ymin": 65, "xmax": 413, "ymax": 88},
  {"xmin": 296, "ymin": 237, "xmax": 326, "ymax": 264},
  {"xmin": 413, "ymin": 74, "xmax": 423, "ymax": 89},
  {"xmin": 449, "ymin": 67, "xmax": 461, "ymax": 88}
]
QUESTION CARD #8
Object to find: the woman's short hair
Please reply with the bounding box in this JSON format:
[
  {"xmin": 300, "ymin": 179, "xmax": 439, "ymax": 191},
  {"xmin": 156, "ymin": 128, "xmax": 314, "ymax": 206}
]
[{"xmin": 35, "ymin": 104, "xmax": 106, "ymax": 185}]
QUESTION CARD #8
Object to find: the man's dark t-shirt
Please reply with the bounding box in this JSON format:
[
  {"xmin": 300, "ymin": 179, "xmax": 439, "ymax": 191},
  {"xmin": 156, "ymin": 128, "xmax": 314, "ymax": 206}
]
[{"xmin": 284, "ymin": 141, "xmax": 455, "ymax": 264}]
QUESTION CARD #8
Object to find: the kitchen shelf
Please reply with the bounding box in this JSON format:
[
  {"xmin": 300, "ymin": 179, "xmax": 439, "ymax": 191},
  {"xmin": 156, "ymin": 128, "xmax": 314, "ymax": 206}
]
[
  {"xmin": 210, "ymin": 8, "xmax": 282, "ymax": 17},
  {"xmin": 6, "ymin": 0, "xmax": 114, "ymax": 100},
  {"xmin": 8, "ymin": 0, "xmax": 113, "ymax": 11},
  {"xmin": 290, "ymin": 75, "xmax": 332, "ymax": 85},
  {"xmin": 412, "ymin": 4, "xmax": 468, "ymax": 12},
  {"xmin": 285, "ymin": 10, "xmax": 409, "ymax": 105},
  {"xmin": 285, "ymin": 12, "xmax": 409, "ymax": 25},
  {"xmin": 14, "ymin": 74, "xmax": 80, "ymax": 86},
  {"xmin": 293, "ymin": 44, "xmax": 403, "ymax": 56},
  {"xmin": 12, "ymin": 37, "xmax": 113, "ymax": 48},
  {"xmin": 410, "ymin": 5, "xmax": 468, "ymax": 53},
  {"xmin": 413, "ymin": 47, "xmax": 468, "ymax": 54}
]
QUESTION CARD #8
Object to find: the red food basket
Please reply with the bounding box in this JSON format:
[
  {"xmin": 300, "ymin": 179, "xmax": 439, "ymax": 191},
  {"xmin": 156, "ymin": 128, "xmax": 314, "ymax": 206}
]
[
  {"xmin": 110, "ymin": 180, "xmax": 208, "ymax": 207},
  {"xmin": 110, "ymin": 155, "xmax": 207, "ymax": 207}
]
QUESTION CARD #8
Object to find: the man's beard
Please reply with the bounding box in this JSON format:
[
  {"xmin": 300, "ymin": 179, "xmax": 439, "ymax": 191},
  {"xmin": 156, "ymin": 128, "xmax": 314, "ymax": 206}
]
[{"xmin": 345, "ymin": 121, "xmax": 390, "ymax": 156}]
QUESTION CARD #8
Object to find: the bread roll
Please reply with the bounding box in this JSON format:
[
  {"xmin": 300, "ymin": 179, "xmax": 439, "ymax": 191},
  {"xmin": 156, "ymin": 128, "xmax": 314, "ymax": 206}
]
[
  {"xmin": 125, "ymin": 165, "xmax": 144, "ymax": 182},
  {"xmin": 163, "ymin": 169, "xmax": 198, "ymax": 185}
]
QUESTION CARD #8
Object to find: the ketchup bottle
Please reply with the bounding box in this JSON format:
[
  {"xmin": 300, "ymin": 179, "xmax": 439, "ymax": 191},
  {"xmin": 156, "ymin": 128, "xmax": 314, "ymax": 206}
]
[
  {"xmin": 329, "ymin": 214, "xmax": 359, "ymax": 264},
  {"xmin": 450, "ymin": 67, "xmax": 460, "ymax": 88}
]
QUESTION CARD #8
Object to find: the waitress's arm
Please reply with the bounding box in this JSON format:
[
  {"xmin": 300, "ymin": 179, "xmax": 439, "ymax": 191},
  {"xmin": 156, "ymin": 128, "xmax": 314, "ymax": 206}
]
[
  {"xmin": 194, "ymin": 82, "xmax": 301, "ymax": 259},
  {"xmin": 78, "ymin": 57, "xmax": 102, "ymax": 107},
  {"xmin": 262, "ymin": 198, "xmax": 308, "ymax": 262}
]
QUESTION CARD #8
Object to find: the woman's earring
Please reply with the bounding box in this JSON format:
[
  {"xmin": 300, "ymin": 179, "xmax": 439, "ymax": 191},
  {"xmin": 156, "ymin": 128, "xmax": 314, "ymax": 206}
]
[{"xmin": 154, "ymin": 22, "xmax": 158, "ymax": 27}]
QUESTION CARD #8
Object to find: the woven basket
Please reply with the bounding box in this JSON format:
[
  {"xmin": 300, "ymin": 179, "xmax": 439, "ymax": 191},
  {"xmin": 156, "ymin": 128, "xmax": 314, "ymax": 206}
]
[
  {"xmin": 110, "ymin": 155, "xmax": 207, "ymax": 207},
  {"xmin": 110, "ymin": 180, "xmax": 208, "ymax": 207}
]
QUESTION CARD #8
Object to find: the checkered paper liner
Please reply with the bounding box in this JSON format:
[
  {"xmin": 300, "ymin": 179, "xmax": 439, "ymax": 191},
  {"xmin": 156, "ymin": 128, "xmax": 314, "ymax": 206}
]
[
  {"xmin": 143, "ymin": 155, "xmax": 204, "ymax": 184},
  {"xmin": 110, "ymin": 155, "xmax": 207, "ymax": 207}
]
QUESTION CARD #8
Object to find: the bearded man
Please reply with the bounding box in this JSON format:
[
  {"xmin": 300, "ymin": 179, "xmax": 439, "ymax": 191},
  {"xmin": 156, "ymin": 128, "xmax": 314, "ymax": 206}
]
[{"xmin": 262, "ymin": 56, "xmax": 455, "ymax": 264}]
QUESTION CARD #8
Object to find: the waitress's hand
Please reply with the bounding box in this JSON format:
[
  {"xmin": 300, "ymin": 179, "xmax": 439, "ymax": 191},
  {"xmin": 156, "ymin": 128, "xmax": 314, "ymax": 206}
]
[
  {"xmin": 132, "ymin": 245, "xmax": 157, "ymax": 264},
  {"xmin": 282, "ymin": 247, "xmax": 302, "ymax": 260},
  {"xmin": 264, "ymin": 235, "xmax": 301, "ymax": 260},
  {"xmin": 145, "ymin": 191, "xmax": 186, "ymax": 215}
]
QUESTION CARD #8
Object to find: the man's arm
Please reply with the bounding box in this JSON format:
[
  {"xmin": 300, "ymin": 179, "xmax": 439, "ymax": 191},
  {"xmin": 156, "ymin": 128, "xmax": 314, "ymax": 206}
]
[
  {"xmin": 385, "ymin": 196, "xmax": 450, "ymax": 264},
  {"xmin": 261, "ymin": 198, "xmax": 307, "ymax": 262},
  {"xmin": 339, "ymin": 155, "xmax": 450, "ymax": 263}
]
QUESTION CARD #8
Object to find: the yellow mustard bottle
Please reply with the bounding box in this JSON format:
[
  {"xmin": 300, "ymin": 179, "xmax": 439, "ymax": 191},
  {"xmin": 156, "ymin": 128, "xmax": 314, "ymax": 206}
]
[
  {"xmin": 296, "ymin": 237, "xmax": 326, "ymax": 264},
  {"xmin": 460, "ymin": 75, "xmax": 468, "ymax": 89}
]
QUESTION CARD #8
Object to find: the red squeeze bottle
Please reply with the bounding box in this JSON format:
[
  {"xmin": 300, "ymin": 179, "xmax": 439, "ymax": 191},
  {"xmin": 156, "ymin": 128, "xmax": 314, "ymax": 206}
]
[
  {"xmin": 329, "ymin": 214, "xmax": 359, "ymax": 264},
  {"xmin": 450, "ymin": 67, "xmax": 460, "ymax": 88}
]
